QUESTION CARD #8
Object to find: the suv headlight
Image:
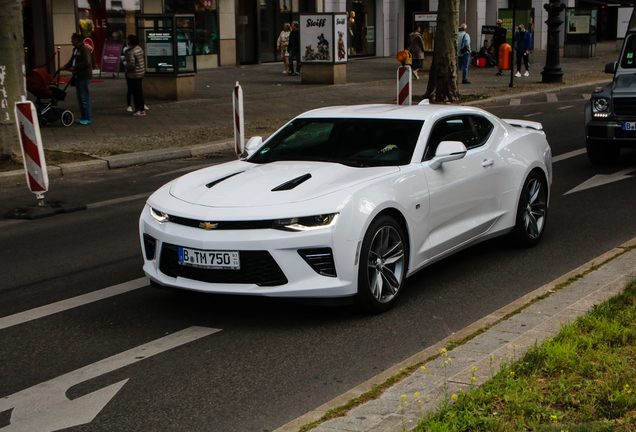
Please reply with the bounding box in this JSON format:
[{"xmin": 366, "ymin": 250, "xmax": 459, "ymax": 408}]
[
  {"xmin": 593, "ymin": 98, "xmax": 609, "ymax": 112},
  {"xmin": 273, "ymin": 213, "xmax": 339, "ymax": 231}
]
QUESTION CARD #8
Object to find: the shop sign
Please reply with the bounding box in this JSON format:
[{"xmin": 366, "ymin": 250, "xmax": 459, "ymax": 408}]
[
  {"xmin": 366, "ymin": 26, "xmax": 375, "ymax": 43},
  {"xmin": 567, "ymin": 15, "xmax": 590, "ymax": 34},
  {"xmin": 414, "ymin": 14, "xmax": 437, "ymax": 22},
  {"xmin": 101, "ymin": 43, "xmax": 122, "ymax": 74}
]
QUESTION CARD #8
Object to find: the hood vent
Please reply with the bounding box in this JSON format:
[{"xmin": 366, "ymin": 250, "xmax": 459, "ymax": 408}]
[
  {"xmin": 206, "ymin": 171, "xmax": 244, "ymax": 188},
  {"xmin": 271, "ymin": 173, "xmax": 312, "ymax": 191}
]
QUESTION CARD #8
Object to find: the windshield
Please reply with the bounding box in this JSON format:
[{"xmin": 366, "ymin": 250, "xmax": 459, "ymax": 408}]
[
  {"xmin": 248, "ymin": 118, "xmax": 424, "ymax": 167},
  {"xmin": 621, "ymin": 34, "xmax": 636, "ymax": 69}
]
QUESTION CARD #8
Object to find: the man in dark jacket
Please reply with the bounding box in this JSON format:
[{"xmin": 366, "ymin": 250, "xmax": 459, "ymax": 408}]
[
  {"xmin": 492, "ymin": 19, "xmax": 507, "ymax": 76},
  {"xmin": 288, "ymin": 22, "xmax": 300, "ymax": 75},
  {"xmin": 514, "ymin": 23, "xmax": 532, "ymax": 77},
  {"xmin": 62, "ymin": 33, "xmax": 92, "ymax": 124}
]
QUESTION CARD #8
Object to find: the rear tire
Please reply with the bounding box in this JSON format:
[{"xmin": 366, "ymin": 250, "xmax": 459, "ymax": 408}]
[
  {"xmin": 510, "ymin": 172, "xmax": 548, "ymax": 247},
  {"xmin": 586, "ymin": 138, "xmax": 620, "ymax": 165},
  {"xmin": 61, "ymin": 110, "xmax": 74, "ymax": 127},
  {"xmin": 38, "ymin": 117, "xmax": 47, "ymax": 128},
  {"xmin": 355, "ymin": 215, "xmax": 408, "ymax": 313}
]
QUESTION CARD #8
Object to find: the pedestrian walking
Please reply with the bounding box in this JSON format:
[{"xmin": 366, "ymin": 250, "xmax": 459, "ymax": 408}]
[
  {"xmin": 125, "ymin": 34, "xmax": 146, "ymax": 116},
  {"xmin": 277, "ymin": 23, "xmax": 291, "ymax": 74},
  {"xmin": 492, "ymin": 19, "xmax": 507, "ymax": 76},
  {"xmin": 408, "ymin": 26, "xmax": 425, "ymax": 80},
  {"xmin": 514, "ymin": 24, "xmax": 531, "ymax": 77},
  {"xmin": 62, "ymin": 33, "xmax": 92, "ymax": 125},
  {"xmin": 457, "ymin": 23, "xmax": 471, "ymax": 84},
  {"xmin": 288, "ymin": 22, "xmax": 301, "ymax": 75}
]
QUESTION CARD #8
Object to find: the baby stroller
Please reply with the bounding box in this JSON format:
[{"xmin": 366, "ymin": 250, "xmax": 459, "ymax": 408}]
[{"xmin": 26, "ymin": 68, "xmax": 74, "ymax": 127}]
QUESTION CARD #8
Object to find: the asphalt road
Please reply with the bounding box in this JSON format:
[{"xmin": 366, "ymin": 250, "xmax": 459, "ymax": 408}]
[{"xmin": 2, "ymin": 84, "xmax": 636, "ymax": 432}]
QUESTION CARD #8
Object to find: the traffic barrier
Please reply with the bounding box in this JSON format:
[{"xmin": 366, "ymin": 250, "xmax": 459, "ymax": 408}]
[
  {"xmin": 397, "ymin": 66, "xmax": 412, "ymax": 106},
  {"xmin": 14, "ymin": 100, "xmax": 49, "ymax": 198},
  {"xmin": 233, "ymin": 81, "xmax": 245, "ymax": 158}
]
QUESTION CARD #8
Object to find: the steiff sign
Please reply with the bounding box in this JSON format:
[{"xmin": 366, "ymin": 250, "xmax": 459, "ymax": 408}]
[{"xmin": 300, "ymin": 13, "xmax": 348, "ymax": 64}]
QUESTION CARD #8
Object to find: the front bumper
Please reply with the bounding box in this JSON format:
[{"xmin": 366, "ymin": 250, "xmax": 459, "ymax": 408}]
[{"xmin": 139, "ymin": 204, "xmax": 360, "ymax": 298}]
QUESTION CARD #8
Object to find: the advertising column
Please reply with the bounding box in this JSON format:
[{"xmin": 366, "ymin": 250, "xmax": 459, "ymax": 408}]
[{"xmin": 299, "ymin": 14, "xmax": 347, "ymax": 84}]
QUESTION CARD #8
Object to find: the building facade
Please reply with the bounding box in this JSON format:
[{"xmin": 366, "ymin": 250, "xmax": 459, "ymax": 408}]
[{"xmin": 22, "ymin": 0, "xmax": 628, "ymax": 73}]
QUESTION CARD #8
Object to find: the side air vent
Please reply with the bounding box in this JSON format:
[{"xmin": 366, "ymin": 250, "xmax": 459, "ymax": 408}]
[
  {"xmin": 206, "ymin": 171, "xmax": 244, "ymax": 188},
  {"xmin": 272, "ymin": 173, "xmax": 312, "ymax": 191},
  {"xmin": 298, "ymin": 248, "xmax": 337, "ymax": 277}
]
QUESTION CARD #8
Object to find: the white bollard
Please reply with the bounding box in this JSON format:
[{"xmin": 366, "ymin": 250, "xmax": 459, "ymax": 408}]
[{"xmin": 233, "ymin": 81, "xmax": 245, "ymax": 158}]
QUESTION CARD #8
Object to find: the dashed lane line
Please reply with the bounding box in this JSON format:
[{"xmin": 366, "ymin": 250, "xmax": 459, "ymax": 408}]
[
  {"xmin": 0, "ymin": 277, "xmax": 148, "ymax": 330},
  {"xmin": 546, "ymin": 93, "xmax": 558, "ymax": 103},
  {"xmin": 558, "ymin": 105, "xmax": 575, "ymax": 110},
  {"xmin": 552, "ymin": 148, "xmax": 587, "ymax": 163},
  {"xmin": 524, "ymin": 112, "xmax": 542, "ymax": 117},
  {"xmin": 509, "ymin": 98, "xmax": 521, "ymax": 106}
]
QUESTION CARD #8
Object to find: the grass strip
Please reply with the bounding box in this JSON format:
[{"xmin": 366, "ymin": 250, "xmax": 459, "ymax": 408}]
[
  {"xmin": 296, "ymin": 244, "xmax": 636, "ymax": 432},
  {"xmin": 414, "ymin": 278, "xmax": 636, "ymax": 432}
]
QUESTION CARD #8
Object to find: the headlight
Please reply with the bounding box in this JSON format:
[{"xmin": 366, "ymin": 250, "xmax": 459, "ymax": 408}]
[
  {"xmin": 273, "ymin": 213, "xmax": 339, "ymax": 231},
  {"xmin": 149, "ymin": 206, "xmax": 170, "ymax": 223},
  {"xmin": 593, "ymin": 98, "xmax": 609, "ymax": 112}
]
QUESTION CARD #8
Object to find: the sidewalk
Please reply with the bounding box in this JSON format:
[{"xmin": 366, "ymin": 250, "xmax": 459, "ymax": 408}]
[
  {"xmin": 36, "ymin": 41, "xmax": 619, "ymax": 157},
  {"xmin": 275, "ymin": 238, "xmax": 636, "ymax": 432}
]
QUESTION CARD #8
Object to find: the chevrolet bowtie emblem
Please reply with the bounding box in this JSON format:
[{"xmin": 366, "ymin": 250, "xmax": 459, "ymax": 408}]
[{"xmin": 199, "ymin": 222, "xmax": 218, "ymax": 230}]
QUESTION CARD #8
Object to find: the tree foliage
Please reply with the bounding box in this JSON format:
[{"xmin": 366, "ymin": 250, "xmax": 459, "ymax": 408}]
[{"xmin": 423, "ymin": 0, "xmax": 460, "ymax": 103}]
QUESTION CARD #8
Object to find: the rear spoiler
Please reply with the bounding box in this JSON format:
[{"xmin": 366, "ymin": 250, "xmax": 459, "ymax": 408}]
[{"xmin": 502, "ymin": 119, "xmax": 543, "ymax": 131}]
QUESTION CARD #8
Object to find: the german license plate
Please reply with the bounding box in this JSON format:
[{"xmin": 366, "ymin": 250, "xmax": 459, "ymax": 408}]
[
  {"xmin": 178, "ymin": 247, "xmax": 240, "ymax": 270},
  {"xmin": 623, "ymin": 122, "xmax": 636, "ymax": 131}
]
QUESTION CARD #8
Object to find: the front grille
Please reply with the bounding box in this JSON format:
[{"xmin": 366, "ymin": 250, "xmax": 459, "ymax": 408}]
[
  {"xmin": 159, "ymin": 243, "xmax": 288, "ymax": 286},
  {"xmin": 587, "ymin": 125, "xmax": 607, "ymax": 138},
  {"xmin": 613, "ymin": 98, "xmax": 636, "ymax": 116},
  {"xmin": 615, "ymin": 128, "xmax": 636, "ymax": 139},
  {"xmin": 168, "ymin": 215, "xmax": 274, "ymax": 230}
]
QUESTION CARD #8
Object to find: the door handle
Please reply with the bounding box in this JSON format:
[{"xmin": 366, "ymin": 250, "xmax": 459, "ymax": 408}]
[{"xmin": 482, "ymin": 159, "xmax": 494, "ymax": 167}]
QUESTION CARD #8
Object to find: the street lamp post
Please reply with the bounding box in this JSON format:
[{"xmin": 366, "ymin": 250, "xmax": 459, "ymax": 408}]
[{"xmin": 541, "ymin": 0, "xmax": 566, "ymax": 83}]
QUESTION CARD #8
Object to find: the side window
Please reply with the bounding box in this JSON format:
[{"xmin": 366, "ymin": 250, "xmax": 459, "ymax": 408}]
[
  {"xmin": 621, "ymin": 34, "xmax": 636, "ymax": 69},
  {"xmin": 423, "ymin": 115, "xmax": 494, "ymax": 161},
  {"xmin": 468, "ymin": 115, "xmax": 494, "ymax": 149}
]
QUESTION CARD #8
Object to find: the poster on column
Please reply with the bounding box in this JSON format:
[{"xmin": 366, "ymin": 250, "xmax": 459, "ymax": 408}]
[
  {"xmin": 334, "ymin": 14, "xmax": 348, "ymax": 62},
  {"xmin": 301, "ymin": 15, "xmax": 334, "ymax": 62}
]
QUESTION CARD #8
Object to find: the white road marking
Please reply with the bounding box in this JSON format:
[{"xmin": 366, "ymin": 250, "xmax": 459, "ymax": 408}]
[
  {"xmin": 87, "ymin": 193, "xmax": 152, "ymax": 209},
  {"xmin": 509, "ymin": 98, "xmax": 521, "ymax": 106},
  {"xmin": 565, "ymin": 167, "xmax": 636, "ymax": 195},
  {"xmin": 557, "ymin": 105, "xmax": 574, "ymax": 110},
  {"xmin": 546, "ymin": 93, "xmax": 558, "ymax": 103},
  {"xmin": 0, "ymin": 277, "xmax": 148, "ymax": 330},
  {"xmin": 524, "ymin": 112, "xmax": 542, "ymax": 117},
  {"xmin": 582, "ymin": 94, "xmax": 591, "ymax": 100},
  {"xmin": 552, "ymin": 148, "xmax": 587, "ymax": 163},
  {"xmin": 0, "ymin": 326, "xmax": 221, "ymax": 432}
]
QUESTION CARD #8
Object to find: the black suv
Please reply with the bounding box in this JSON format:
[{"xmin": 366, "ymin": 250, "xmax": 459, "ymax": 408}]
[{"xmin": 585, "ymin": 28, "xmax": 636, "ymax": 165}]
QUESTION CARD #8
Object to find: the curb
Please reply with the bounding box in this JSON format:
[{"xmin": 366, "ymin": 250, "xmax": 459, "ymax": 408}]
[
  {"xmin": 0, "ymin": 139, "xmax": 234, "ymax": 186},
  {"xmin": 274, "ymin": 236, "xmax": 636, "ymax": 432}
]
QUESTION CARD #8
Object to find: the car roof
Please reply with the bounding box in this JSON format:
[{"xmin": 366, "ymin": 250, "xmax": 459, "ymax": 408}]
[{"xmin": 295, "ymin": 104, "xmax": 488, "ymax": 121}]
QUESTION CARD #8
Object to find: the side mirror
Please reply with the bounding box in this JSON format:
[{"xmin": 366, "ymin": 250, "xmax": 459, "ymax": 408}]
[
  {"xmin": 605, "ymin": 62, "xmax": 617, "ymax": 74},
  {"xmin": 245, "ymin": 136, "xmax": 263, "ymax": 156},
  {"xmin": 429, "ymin": 141, "xmax": 467, "ymax": 170}
]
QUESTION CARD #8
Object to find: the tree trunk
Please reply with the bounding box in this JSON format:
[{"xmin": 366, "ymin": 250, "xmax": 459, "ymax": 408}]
[
  {"xmin": 423, "ymin": 0, "xmax": 459, "ymax": 103},
  {"xmin": 0, "ymin": 0, "xmax": 26, "ymax": 158}
]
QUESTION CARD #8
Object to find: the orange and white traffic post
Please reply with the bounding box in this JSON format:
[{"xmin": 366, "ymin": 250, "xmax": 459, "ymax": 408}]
[
  {"xmin": 15, "ymin": 99, "xmax": 49, "ymax": 205},
  {"xmin": 396, "ymin": 50, "xmax": 412, "ymax": 106},
  {"xmin": 233, "ymin": 81, "xmax": 245, "ymax": 158}
]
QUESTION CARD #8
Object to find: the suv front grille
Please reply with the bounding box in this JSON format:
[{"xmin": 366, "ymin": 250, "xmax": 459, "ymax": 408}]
[
  {"xmin": 159, "ymin": 244, "xmax": 288, "ymax": 286},
  {"xmin": 613, "ymin": 98, "xmax": 636, "ymax": 116}
]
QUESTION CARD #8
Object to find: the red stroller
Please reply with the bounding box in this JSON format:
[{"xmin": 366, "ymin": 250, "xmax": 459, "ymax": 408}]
[{"xmin": 26, "ymin": 68, "xmax": 74, "ymax": 127}]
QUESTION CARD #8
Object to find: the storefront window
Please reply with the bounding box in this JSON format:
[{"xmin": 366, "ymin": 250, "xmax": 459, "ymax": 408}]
[
  {"xmin": 165, "ymin": 0, "xmax": 218, "ymax": 56},
  {"xmin": 259, "ymin": 0, "xmax": 317, "ymax": 63},
  {"xmin": 346, "ymin": 0, "xmax": 375, "ymax": 57},
  {"xmin": 77, "ymin": 0, "xmax": 140, "ymax": 69}
]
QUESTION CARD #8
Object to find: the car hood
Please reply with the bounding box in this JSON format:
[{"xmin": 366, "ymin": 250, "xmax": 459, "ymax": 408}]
[
  {"xmin": 169, "ymin": 160, "xmax": 399, "ymax": 208},
  {"xmin": 612, "ymin": 73, "xmax": 636, "ymax": 94}
]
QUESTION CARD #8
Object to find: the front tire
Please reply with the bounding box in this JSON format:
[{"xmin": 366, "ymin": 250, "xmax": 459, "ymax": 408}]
[
  {"xmin": 586, "ymin": 138, "xmax": 620, "ymax": 165},
  {"xmin": 511, "ymin": 172, "xmax": 548, "ymax": 247},
  {"xmin": 355, "ymin": 215, "xmax": 408, "ymax": 313}
]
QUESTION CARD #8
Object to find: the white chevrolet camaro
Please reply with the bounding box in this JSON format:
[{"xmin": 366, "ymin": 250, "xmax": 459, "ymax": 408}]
[{"xmin": 140, "ymin": 104, "xmax": 552, "ymax": 312}]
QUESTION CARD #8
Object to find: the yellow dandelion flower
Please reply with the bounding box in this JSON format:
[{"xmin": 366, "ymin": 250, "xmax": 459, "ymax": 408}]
[
  {"xmin": 451, "ymin": 394, "xmax": 457, "ymax": 400},
  {"xmin": 471, "ymin": 376, "xmax": 476, "ymax": 381},
  {"xmin": 414, "ymin": 392, "xmax": 421, "ymax": 397},
  {"xmin": 510, "ymin": 372, "xmax": 515, "ymax": 377},
  {"xmin": 418, "ymin": 400, "xmax": 423, "ymax": 404},
  {"xmin": 401, "ymin": 394, "xmax": 407, "ymax": 399},
  {"xmin": 421, "ymin": 366, "xmax": 426, "ymax": 371}
]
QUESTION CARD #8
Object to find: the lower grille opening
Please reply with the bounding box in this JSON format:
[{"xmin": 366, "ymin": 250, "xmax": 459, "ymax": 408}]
[
  {"xmin": 587, "ymin": 125, "xmax": 607, "ymax": 139},
  {"xmin": 159, "ymin": 244, "xmax": 288, "ymax": 286},
  {"xmin": 143, "ymin": 234, "xmax": 157, "ymax": 260},
  {"xmin": 298, "ymin": 248, "xmax": 337, "ymax": 277}
]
